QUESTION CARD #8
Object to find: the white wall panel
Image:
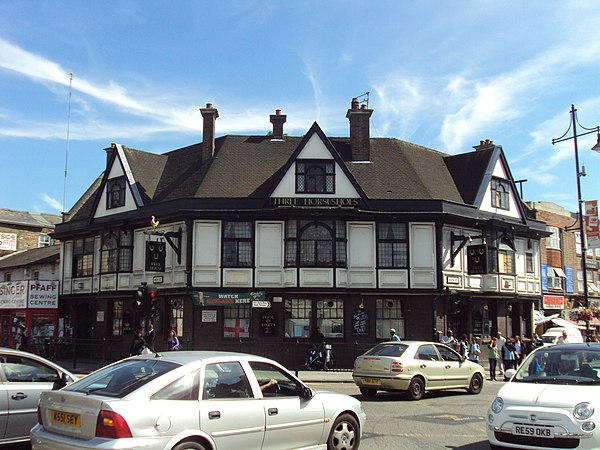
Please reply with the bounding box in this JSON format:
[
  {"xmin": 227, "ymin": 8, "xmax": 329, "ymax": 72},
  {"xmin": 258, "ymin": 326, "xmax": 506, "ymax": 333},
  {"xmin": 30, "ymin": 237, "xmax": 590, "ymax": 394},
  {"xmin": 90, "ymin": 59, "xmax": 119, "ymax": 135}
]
[
  {"xmin": 348, "ymin": 223, "xmax": 375, "ymax": 268},
  {"xmin": 256, "ymin": 222, "xmax": 283, "ymax": 267},
  {"xmin": 410, "ymin": 223, "xmax": 437, "ymax": 288}
]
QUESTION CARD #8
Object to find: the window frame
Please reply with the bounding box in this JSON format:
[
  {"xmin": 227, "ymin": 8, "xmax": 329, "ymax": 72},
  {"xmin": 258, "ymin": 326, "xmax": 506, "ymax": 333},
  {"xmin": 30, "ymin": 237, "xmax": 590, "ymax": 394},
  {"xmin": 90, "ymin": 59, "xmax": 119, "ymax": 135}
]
[
  {"xmin": 38, "ymin": 234, "xmax": 51, "ymax": 248},
  {"xmin": 375, "ymin": 298, "xmax": 405, "ymax": 339},
  {"xmin": 222, "ymin": 221, "xmax": 254, "ymax": 268},
  {"xmin": 106, "ymin": 176, "xmax": 126, "ymax": 210},
  {"xmin": 100, "ymin": 230, "xmax": 133, "ymax": 274},
  {"xmin": 295, "ymin": 159, "xmax": 335, "ymax": 194},
  {"xmin": 223, "ymin": 305, "xmax": 251, "ymax": 339},
  {"xmin": 491, "ymin": 177, "xmax": 510, "ymax": 210},
  {"xmin": 546, "ymin": 226, "xmax": 561, "ymax": 250},
  {"xmin": 284, "ymin": 220, "xmax": 346, "ymax": 268},
  {"xmin": 72, "ymin": 237, "xmax": 94, "ymax": 278},
  {"xmin": 377, "ymin": 222, "xmax": 408, "ymax": 268}
]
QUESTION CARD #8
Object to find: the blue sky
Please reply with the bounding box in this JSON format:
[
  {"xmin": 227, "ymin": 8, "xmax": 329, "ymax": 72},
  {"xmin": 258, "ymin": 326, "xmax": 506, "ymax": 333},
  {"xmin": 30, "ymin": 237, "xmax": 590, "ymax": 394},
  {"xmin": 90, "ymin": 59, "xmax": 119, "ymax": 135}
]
[{"xmin": 1, "ymin": 1, "xmax": 599, "ymax": 215}]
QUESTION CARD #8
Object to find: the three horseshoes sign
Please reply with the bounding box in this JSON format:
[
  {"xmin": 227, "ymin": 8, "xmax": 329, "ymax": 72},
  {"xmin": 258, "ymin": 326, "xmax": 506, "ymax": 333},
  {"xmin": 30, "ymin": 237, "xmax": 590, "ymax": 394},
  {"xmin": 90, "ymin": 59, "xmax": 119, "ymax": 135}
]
[
  {"xmin": 467, "ymin": 244, "xmax": 487, "ymax": 275},
  {"xmin": 146, "ymin": 241, "xmax": 166, "ymax": 272}
]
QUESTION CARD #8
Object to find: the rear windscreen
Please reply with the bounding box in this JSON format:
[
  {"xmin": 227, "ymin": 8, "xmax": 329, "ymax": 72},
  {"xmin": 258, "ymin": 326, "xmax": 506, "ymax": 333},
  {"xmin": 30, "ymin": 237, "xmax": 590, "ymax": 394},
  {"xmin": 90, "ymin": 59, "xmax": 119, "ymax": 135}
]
[
  {"xmin": 64, "ymin": 359, "xmax": 180, "ymax": 398},
  {"xmin": 364, "ymin": 343, "xmax": 408, "ymax": 357}
]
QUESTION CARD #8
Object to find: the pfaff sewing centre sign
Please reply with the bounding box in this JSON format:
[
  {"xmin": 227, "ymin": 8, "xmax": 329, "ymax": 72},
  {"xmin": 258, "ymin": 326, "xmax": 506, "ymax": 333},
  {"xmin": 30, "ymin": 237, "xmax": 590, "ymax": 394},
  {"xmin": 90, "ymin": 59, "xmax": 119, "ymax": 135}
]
[{"xmin": 0, "ymin": 281, "xmax": 59, "ymax": 309}]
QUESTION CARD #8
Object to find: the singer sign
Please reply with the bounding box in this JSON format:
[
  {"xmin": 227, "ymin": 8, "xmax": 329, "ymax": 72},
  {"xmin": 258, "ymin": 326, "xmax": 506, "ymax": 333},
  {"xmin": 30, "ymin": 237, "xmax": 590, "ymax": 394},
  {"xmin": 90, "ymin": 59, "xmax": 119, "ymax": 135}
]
[{"xmin": 0, "ymin": 281, "xmax": 58, "ymax": 309}]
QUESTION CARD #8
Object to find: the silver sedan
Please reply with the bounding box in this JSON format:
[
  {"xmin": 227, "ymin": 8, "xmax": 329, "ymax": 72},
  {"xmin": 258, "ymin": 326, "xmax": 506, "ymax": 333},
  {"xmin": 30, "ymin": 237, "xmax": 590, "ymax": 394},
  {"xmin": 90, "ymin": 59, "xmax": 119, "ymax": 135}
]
[
  {"xmin": 0, "ymin": 347, "xmax": 75, "ymax": 446},
  {"xmin": 353, "ymin": 341, "xmax": 485, "ymax": 400},
  {"xmin": 31, "ymin": 350, "xmax": 365, "ymax": 450}
]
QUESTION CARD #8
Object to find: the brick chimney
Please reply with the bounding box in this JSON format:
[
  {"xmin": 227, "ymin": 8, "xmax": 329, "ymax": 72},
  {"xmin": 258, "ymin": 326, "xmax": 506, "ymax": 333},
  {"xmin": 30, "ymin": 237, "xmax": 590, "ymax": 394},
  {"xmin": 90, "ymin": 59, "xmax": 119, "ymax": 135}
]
[
  {"xmin": 473, "ymin": 139, "xmax": 495, "ymax": 151},
  {"xmin": 104, "ymin": 143, "xmax": 117, "ymax": 168},
  {"xmin": 269, "ymin": 109, "xmax": 287, "ymax": 139},
  {"xmin": 346, "ymin": 98, "xmax": 373, "ymax": 161},
  {"xmin": 199, "ymin": 103, "xmax": 219, "ymax": 163}
]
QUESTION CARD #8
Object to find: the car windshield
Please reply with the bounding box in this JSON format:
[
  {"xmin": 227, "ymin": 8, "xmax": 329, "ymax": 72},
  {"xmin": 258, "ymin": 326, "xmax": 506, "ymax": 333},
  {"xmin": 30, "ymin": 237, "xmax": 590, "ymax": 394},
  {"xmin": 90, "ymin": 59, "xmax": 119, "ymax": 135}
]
[
  {"xmin": 363, "ymin": 343, "xmax": 408, "ymax": 357},
  {"xmin": 64, "ymin": 359, "xmax": 180, "ymax": 397},
  {"xmin": 541, "ymin": 335, "xmax": 556, "ymax": 344},
  {"xmin": 513, "ymin": 346, "xmax": 600, "ymax": 385}
]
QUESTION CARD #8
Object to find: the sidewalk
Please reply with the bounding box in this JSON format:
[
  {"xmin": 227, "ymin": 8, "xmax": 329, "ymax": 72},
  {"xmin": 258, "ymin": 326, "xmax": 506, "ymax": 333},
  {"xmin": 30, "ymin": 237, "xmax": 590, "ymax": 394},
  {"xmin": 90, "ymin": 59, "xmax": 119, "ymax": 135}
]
[{"xmin": 56, "ymin": 358, "xmax": 355, "ymax": 383}]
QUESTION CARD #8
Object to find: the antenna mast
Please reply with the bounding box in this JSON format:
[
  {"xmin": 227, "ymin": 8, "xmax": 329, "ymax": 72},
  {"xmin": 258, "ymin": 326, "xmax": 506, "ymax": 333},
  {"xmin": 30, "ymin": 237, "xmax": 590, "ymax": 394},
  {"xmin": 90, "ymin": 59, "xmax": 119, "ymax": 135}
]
[{"xmin": 62, "ymin": 73, "xmax": 73, "ymax": 219}]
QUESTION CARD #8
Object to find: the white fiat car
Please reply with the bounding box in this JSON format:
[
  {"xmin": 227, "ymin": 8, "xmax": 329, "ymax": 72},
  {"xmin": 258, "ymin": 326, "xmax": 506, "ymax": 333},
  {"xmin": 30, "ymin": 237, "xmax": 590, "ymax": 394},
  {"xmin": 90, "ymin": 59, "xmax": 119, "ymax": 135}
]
[
  {"xmin": 488, "ymin": 343, "xmax": 600, "ymax": 450},
  {"xmin": 31, "ymin": 351, "xmax": 365, "ymax": 450}
]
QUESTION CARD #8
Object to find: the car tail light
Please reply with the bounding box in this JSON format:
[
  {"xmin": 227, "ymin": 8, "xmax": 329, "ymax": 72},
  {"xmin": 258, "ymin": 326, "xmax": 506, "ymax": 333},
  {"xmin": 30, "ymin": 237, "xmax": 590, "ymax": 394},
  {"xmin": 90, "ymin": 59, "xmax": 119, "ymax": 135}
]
[
  {"xmin": 37, "ymin": 405, "xmax": 44, "ymax": 426},
  {"xmin": 391, "ymin": 361, "xmax": 403, "ymax": 373},
  {"xmin": 95, "ymin": 410, "xmax": 132, "ymax": 438}
]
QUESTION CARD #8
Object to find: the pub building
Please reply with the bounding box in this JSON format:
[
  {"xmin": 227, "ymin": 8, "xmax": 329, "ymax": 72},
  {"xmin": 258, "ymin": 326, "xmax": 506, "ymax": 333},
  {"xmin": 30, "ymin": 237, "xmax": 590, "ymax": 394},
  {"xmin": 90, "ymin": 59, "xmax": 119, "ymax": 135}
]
[{"xmin": 52, "ymin": 99, "xmax": 548, "ymax": 368}]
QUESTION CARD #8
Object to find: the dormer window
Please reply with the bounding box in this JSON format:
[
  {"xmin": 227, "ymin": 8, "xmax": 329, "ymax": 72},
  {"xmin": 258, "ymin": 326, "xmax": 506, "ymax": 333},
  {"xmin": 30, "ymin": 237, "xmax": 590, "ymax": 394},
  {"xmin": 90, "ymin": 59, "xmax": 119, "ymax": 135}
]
[
  {"xmin": 491, "ymin": 178, "xmax": 509, "ymax": 210},
  {"xmin": 296, "ymin": 160, "xmax": 335, "ymax": 194},
  {"xmin": 107, "ymin": 176, "xmax": 126, "ymax": 209}
]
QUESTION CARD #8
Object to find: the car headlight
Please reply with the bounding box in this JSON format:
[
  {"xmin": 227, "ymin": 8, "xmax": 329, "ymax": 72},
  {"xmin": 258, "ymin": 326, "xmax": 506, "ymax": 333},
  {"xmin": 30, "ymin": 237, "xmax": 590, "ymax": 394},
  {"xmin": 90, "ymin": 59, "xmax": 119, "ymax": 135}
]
[
  {"xmin": 573, "ymin": 402, "xmax": 594, "ymax": 420},
  {"xmin": 491, "ymin": 397, "xmax": 504, "ymax": 414}
]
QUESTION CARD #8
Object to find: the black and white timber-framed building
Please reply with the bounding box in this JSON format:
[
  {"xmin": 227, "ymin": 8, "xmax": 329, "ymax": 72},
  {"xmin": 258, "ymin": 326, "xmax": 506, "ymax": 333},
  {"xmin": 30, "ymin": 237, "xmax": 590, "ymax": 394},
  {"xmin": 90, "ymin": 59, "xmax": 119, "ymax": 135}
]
[{"xmin": 52, "ymin": 99, "xmax": 548, "ymax": 368}]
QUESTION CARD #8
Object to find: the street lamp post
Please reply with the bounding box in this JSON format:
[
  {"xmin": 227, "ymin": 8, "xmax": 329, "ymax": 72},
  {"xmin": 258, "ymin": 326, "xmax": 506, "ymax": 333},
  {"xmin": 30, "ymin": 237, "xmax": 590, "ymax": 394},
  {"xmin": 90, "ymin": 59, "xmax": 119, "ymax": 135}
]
[{"xmin": 552, "ymin": 104, "xmax": 600, "ymax": 339}]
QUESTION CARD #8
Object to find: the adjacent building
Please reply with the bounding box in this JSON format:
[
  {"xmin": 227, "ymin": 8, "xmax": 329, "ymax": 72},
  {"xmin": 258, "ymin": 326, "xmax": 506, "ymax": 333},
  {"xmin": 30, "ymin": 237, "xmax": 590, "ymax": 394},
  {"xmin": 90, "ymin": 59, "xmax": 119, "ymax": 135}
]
[{"xmin": 52, "ymin": 100, "xmax": 548, "ymax": 367}]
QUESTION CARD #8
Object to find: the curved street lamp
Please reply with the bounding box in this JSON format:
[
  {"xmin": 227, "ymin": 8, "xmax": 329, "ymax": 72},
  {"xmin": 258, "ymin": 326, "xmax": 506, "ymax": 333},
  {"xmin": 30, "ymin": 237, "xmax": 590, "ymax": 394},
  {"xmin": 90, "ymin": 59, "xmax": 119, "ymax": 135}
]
[{"xmin": 552, "ymin": 105, "xmax": 600, "ymax": 337}]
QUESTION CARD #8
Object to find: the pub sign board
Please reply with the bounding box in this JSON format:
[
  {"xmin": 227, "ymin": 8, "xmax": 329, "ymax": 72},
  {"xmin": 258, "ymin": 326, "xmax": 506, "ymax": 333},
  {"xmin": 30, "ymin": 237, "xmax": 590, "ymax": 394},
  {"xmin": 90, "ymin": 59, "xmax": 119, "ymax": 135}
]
[
  {"xmin": 146, "ymin": 241, "xmax": 166, "ymax": 272},
  {"xmin": 467, "ymin": 244, "xmax": 487, "ymax": 275},
  {"xmin": 260, "ymin": 312, "xmax": 277, "ymax": 335}
]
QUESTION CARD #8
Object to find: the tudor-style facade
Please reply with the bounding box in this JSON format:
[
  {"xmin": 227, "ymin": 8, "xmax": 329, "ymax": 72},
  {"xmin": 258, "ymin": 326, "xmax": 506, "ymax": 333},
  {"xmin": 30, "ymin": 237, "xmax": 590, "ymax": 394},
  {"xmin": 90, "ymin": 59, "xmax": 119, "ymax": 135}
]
[{"xmin": 52, "ymin": 100, "xmax": 548, "ymax": 368}]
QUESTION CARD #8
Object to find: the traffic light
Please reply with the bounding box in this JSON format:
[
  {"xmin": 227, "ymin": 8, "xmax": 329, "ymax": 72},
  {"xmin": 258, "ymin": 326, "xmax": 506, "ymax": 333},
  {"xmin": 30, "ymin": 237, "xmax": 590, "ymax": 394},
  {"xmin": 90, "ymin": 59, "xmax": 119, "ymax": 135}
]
[
  {"xmin": 149, "ymin": 287, "xmax": 158, "ymax": 316},
  {"xmin": 134, "ymin": 283, "xmax": 148, "ymax": 312}
]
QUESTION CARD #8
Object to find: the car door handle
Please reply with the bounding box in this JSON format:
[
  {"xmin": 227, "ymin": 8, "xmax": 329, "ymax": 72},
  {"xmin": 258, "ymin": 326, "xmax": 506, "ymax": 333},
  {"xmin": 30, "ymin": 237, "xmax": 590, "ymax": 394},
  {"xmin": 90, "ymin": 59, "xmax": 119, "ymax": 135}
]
[
  {"xmin": 420, "ymin": 364, "xmax": 426, "ymax": 369},
  {"xmin": 208, "ymin": 411, "xmax": 221, "ymax": 420},
  {"xmin": 11, "ymin": 392, "xmax": 28, "ymax": 400},
  {"xmin": 268, "ymin": 408, "xmax": 278, "ymax": 416},
  {"xmin": 445, "ymin": 365, "xmax": 451, "ymax": 369}
]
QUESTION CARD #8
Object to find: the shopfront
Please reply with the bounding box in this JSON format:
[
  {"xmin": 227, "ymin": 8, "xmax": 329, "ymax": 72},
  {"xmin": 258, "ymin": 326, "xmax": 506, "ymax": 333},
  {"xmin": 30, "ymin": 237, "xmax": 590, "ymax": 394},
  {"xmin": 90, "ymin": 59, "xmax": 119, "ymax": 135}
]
[{"xmin": 0, "ymin": 280, "xmax": 59, "ymax": 352}]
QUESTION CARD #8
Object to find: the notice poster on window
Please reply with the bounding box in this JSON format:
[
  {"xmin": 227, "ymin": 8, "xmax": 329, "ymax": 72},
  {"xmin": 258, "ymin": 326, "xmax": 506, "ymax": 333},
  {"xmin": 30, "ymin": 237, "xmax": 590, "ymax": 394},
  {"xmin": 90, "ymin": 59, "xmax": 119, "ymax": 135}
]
[{"xmin": 352, "ymin": 310, "xmax": 369, "ymax": 336}]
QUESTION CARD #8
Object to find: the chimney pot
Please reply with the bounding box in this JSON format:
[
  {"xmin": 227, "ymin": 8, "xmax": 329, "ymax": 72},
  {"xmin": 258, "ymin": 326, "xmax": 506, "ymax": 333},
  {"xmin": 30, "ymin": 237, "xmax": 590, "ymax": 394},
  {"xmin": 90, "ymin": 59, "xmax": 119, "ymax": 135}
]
[
  {"xmin": 473, "ymin": 139, "xmax": 496, "ymax": 152},
  {"xmin": 346, "ymin": 98, "xmax": 373, "ymax": 161},
  {"xmin": 270, "ymin": 109, "xmax": 287, "ymax": 139}
]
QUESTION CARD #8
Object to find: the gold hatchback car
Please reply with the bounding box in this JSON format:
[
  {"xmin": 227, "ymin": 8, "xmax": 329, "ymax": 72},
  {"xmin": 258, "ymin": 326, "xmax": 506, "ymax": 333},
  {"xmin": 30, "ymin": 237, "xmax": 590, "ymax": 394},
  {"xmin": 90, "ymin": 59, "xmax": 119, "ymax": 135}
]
[{"xmin": 352, "ymin": 341, "xmax": 485, "ymax": 400}]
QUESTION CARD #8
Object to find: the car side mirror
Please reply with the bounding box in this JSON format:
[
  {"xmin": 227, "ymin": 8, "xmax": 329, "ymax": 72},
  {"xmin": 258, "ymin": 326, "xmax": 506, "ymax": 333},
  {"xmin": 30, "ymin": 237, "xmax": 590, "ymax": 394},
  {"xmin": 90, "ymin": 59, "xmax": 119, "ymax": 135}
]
[
  {"xmin": 301, "ymin": 386, "xmax": 314, "ymax": 400},
  {"xmin": 459, "ymin": 355, "xmax": 466, "ymax": 363}
]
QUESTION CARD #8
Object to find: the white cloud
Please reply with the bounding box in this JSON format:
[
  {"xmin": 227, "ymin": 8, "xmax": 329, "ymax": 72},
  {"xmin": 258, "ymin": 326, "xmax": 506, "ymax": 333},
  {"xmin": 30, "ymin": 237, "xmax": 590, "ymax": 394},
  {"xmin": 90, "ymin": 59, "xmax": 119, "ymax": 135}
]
[{"xmin": 41, "ymin": 194, "xmax": 63, "ymax": 213}]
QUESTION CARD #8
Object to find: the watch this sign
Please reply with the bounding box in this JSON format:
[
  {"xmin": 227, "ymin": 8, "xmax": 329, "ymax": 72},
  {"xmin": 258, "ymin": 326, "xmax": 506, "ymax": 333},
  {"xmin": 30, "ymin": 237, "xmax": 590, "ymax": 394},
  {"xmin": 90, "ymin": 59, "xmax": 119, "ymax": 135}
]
[{"xmin": 193, "ymin": 291, "xmax": 266, "ymax": 306}]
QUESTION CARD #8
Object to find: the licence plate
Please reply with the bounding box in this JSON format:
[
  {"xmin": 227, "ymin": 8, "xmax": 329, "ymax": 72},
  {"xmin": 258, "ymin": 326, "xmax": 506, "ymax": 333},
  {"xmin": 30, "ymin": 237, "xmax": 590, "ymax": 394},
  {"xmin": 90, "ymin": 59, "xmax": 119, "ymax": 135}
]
[
  {"xmin": 362, "ymin": 378, "xmax": 381, "ymax": 386},
  {"xmin": 51, "ymin": 409, "xmax": 81, "ymax": 428},
  {"xmin": 512, "ymin": 424, "xmax": 553, "ymax": 438}
]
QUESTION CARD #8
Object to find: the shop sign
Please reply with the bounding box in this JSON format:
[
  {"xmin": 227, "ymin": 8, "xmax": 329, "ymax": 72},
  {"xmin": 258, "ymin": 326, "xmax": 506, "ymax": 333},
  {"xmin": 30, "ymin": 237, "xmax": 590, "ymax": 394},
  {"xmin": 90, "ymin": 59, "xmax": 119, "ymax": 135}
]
[
  {"xmin": 0, "ymin": 233, "xmax": 17, "ymax": 251},
  {"xmin": 271, "ymin": 197, "xmax": 360, "ymax": 207},
  {"xmin": 0, "ymin": 281, "xmax": 27, "ymax": 309},
  {"xmin": 27, "ymin": 281, "xmax": 59, "ymax": 309},
  {"xmin": 467, "ymin": 244, "xmax": 487, "ymax": 275},
  {"xmin": 260, "ymin": 312, "xmax": 277, "ymax": 335},
  {"xmin": 193, "ymin": 291, "xmax": 266, "ymax": 306},
  {"xmin": 145, "ymin": 241, "xmax": 166, "ymax": 272},
  {"xmin": 543, "ymin": 295, "xmax": 565, "ymax": 310},
  {"xmin": 352, "ymin": 309, "xmax": 369, "ymax": 336}
]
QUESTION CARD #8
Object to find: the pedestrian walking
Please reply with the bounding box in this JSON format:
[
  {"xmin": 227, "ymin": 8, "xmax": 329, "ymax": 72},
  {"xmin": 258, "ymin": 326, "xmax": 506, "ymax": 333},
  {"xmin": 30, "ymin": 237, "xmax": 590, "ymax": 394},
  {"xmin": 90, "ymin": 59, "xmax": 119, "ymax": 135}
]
[
  {"xmin": 389, "ymin": 328, "xmax": 401, "ymax": 342},
  {"xmin": 557, "ymin": 330, "xmax": 569, "ymax": 344},
  {"xmin": 503, "ymin": 338, "xmax": 517, "ymax": 371},
  {"xmin": 129, "ymin": 331, "xmax": 144, "ymax": 356},
  {"xmin": 167, "ymin": 329, "xmax": 180, "ymax": 351},
  {"xmin": 468, "ymin": 336, "xmax": 481, "ymax": 363},
  {"xmin": 144, "ymin": 323, "xmax": 156, "ymax": 351},
  {"xmin": 514, "ymin": 335, "xmax": 523, "ymax": 365},
  {"xmin": 459, "ymin": 334, "xmax": 468, "ymax": 358},
  {"xmin": 488, "ymin": 337, "xmax": 499, "ymax": 381}
]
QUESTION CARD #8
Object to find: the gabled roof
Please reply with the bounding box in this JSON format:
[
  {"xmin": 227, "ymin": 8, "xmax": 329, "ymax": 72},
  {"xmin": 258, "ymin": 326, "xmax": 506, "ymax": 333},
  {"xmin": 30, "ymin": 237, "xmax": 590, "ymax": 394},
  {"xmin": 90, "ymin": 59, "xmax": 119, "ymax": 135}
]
[
  {"xmin": 61, "ymin": 125, "xmax": 525, "ymax": 226},
  {"xmin": 444, "ymin": 147, "xmax": 495, "ymax": 205},
  {"xmin": 0, "ymin": 245, "xmax": 60, "ymax": 269}
]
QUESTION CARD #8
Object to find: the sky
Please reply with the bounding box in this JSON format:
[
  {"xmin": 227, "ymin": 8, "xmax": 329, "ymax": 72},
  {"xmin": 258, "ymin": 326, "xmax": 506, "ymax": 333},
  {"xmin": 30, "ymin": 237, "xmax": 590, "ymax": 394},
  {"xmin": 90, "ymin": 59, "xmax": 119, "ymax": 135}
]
[{"xmin": 1, "ymin": 1, "xmax": 599, "ymax": 216}]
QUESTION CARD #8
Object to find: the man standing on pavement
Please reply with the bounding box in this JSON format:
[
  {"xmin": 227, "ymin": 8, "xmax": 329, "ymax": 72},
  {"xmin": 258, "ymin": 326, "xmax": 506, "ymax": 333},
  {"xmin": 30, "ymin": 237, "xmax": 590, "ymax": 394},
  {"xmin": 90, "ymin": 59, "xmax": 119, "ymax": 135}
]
[
  {"xmin": 497, "ymin": 332, "xmax": 506, "ymax": 375},
  {"xmin": 557, "ymin": 330, "xmax": 569, "ymax": 344},
  {"xmin": 144, "ymin": 323, "xmax": 156, "ymax": 351},
  {"xmin": 390, "ymin": 328, "xmax": 401, "ymax": 341}
]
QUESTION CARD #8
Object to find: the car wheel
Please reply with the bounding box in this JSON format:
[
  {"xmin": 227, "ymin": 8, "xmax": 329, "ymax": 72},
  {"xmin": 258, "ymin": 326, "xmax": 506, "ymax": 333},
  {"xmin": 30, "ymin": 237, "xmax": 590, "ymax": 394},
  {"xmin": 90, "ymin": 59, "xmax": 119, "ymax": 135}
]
[
  {"xmin": 359, "ymin": 387, "xmax": 377, "ymax": 397},
  {"xmin": 327, "ymin": 413, "xmax": 360, "ymax": 450},
  {"xmin": 407, "ymin": 377, "xmax": 425, "ymax": 400},
  {"xmin": 467, "ymin": 373, "xmax": 483, "ymax": 394},
  {"xmin": 172, "ymin": 441, "xmax": 207, "ymax": 450}
]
